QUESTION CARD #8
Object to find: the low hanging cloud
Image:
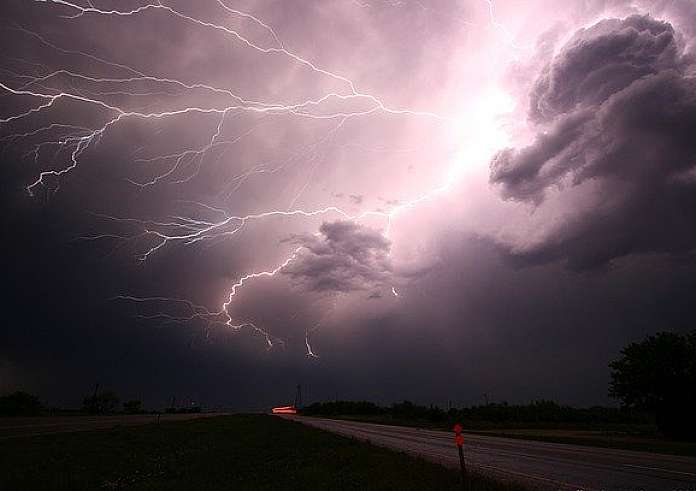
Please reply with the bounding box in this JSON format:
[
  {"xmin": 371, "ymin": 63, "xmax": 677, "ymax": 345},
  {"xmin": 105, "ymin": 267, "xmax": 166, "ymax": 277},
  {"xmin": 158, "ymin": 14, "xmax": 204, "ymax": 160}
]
[
  {"xmin": 282, "ymin": 221, "xmax": 392, "ymax": 292},
  {"xmin": 491, "ymin": 14, "xmax": 696, "ymax": 269}
]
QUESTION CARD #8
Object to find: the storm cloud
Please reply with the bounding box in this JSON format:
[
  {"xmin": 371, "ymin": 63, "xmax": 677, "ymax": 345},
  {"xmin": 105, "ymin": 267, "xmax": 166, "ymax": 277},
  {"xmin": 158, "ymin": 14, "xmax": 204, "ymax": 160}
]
[
  {"xmin": 491, "ymin": 15, "xmax": 696, "ymax": 268},
  {"xmin": 283, "ymin": 221, "xmax": 392, "ymax": 293}
]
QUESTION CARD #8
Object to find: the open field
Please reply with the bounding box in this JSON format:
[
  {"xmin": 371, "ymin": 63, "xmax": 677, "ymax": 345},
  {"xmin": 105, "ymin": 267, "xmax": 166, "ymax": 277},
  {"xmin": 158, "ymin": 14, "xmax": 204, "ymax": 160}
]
[
  {"xmin": 0, "ymin": 414, "xmax": 522, "ymax": 490},
  {"xmin": 0, "ymin": 413, "xmax": 224, "ymax": 439},
  {"xmin": 315, "ymin": 414, "xmax": 696, "ymax": 457}
]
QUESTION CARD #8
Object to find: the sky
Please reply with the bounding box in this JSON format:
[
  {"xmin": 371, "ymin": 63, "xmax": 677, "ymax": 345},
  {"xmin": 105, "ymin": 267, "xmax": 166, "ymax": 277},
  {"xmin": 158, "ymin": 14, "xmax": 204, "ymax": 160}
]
[{"xmin": 1, "ymin": 0, "xmax": 695, "ymax": 410}]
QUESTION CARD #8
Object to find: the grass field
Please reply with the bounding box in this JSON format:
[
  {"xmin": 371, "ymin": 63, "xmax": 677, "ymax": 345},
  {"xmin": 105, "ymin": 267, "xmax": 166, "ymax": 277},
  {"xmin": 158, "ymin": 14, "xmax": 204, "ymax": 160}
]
[
  {"xmin": 314, "ymin": 414, "xmax": 696, "ymax": 457},
  {"xmin": 0, "ymin": 414, "xmax": 524, "ymax": 490}
]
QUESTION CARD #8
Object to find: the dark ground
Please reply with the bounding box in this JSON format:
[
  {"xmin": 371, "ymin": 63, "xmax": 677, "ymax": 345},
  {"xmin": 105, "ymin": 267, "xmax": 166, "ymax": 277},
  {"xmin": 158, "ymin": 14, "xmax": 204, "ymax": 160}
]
[{"xmin": 0, "ymin": 414, "xmax": 524, "ymax": 490}]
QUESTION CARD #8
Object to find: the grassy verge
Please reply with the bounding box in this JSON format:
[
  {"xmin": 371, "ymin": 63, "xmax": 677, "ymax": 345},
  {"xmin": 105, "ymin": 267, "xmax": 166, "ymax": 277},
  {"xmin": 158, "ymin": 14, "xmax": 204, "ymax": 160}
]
[
  {"xmin": 307, "ymin": 414, "xmax": 696, "ymax": 457},
  {"xmin": 0, "ymin": 414, "xmax": 524, "ymax": 490}
]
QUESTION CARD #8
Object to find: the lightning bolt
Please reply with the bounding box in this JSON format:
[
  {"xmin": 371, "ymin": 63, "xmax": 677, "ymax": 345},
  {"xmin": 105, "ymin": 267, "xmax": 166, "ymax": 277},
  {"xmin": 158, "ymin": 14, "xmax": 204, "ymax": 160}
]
[
  {"xmin": 305, "ymin": 322, "xmax": 321, "ymax": 359},
  {"xmin": 2, "ymin": 0, "xmax": 517, "ymax": 352},
  {"xmin": 483, "ymin": 0, "xmax": 531, "ymax": 52}
]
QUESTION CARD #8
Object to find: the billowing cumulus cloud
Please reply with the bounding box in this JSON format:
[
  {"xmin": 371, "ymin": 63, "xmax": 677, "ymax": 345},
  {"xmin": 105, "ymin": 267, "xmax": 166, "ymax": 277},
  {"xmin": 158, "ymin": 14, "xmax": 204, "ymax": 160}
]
[
  {"xmin": 282, "ymin": 221, "xmax": 392, "ymax": 292},
  {"xmin": 530, "ymin": 15, "xmax": 684, "ymax": 123},
  {"xmin": 491, "ymin": 15, "xmax": 696, "ymax": 268}
]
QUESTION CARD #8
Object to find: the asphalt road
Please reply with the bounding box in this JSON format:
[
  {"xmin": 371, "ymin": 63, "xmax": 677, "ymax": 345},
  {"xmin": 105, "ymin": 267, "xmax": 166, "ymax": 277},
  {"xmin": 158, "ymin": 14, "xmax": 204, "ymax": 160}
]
[
  {"xmin": 0, "ymin": 413, "xmax": 226, "ymax": 439},
  {"xmin": 287, "ymin": 416, "xmax": 696, "ymax": 491}
]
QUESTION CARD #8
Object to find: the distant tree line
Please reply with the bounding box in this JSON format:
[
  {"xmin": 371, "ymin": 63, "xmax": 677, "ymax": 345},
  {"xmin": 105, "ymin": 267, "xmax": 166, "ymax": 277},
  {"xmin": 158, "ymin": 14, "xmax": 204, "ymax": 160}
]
[
  {"xmin": 0, "ymin": 386, "xmax": 201, "ymax": 415},
  {"xmin": 165, "ymin": 405, "xmax": 202, "ymax": 414},
  {"xmin": 0, "ymin": 391, "xmax": 43, "ymax": 416},
  {"xmin": 83, "ymin": 390, "xmax": 120, "ymax": 414},
  {"xmin": 301, "ymin": 399, "xmax": 649, "ymax": 426},
  {"xmin": 0, "ymin": 389, "xmax": 145, "ymax": 416}
]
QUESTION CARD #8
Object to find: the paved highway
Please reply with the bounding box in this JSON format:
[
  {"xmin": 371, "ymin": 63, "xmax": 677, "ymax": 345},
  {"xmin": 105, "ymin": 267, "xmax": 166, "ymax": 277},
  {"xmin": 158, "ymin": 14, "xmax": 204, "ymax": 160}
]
[
  {"xmin": 288, "ymin": 416, "xmax": 696, "ymax": 490},
  {"xmin": 0, "ymin": 413, "xmax": 226, "ymax": 439}
]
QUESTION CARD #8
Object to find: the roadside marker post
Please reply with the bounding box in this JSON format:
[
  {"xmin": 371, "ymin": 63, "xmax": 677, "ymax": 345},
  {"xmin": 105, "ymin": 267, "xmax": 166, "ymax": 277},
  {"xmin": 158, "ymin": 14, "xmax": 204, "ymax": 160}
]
[{"xmin": 453, "ymin": 423, "xmax": 469, "ymax": 489}]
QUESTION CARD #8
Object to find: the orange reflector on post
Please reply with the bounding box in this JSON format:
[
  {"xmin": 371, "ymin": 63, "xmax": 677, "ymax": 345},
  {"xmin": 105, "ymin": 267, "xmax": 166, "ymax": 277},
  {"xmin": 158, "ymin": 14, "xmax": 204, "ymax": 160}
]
[{"xmin": 453, "ymin": 422, "xmax": 468, "ymax": 483}]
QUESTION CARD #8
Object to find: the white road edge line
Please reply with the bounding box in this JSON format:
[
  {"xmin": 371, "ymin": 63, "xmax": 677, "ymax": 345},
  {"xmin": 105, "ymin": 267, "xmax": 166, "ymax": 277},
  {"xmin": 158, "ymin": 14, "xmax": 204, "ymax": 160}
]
[{"xmin": 623, "ymin": 464, "xmax": 696, "ymax": 477}]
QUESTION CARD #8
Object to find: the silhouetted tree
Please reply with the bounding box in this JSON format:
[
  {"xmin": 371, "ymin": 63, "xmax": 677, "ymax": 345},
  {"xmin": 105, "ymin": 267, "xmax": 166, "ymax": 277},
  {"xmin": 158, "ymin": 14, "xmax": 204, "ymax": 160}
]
[
  {"xmin": 83, "ymin": 390, "xmax": 120, "ymax": 414},
  {"xmin": 123, "ymin": 400, "xmax": 143, "ymax": 414},
  {"xmin": 610, "ymin": 331, "xmax": 696, "ymax": 440},
  {"xmin": 0, "ymin": 391, "xmax": 42, "ymax": 416}
]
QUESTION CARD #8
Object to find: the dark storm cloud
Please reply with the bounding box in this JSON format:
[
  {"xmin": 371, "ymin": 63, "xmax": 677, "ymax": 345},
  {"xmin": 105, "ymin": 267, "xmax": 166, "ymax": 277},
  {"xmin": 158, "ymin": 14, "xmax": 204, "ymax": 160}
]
[
  {"xmin": 529, "ymin": 15, "xmax": 684, "ymax": 122},
  {"xmin": 282, "ymin": 220, "xmax": 392, "ymax": 292},
  {"xmin": 491, "ymin": 15, "xmax": 696, "ymax": 268}
]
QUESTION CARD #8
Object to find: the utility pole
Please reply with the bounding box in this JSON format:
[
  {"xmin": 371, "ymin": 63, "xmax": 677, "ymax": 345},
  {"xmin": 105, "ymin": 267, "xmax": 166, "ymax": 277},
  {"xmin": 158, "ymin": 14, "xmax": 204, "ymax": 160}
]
[
  {"xmin": 294, "ymin": 384, "xmax": 302, "ymax": 409},
  {"xmin": 88, "ymin": 382, "xmax": 101, "ymax": 414}
]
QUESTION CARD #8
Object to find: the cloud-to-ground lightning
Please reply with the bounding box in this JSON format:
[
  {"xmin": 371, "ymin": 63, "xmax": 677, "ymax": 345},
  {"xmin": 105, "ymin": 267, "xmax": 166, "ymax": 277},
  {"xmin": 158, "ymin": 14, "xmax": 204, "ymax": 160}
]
[{"xmin": 1, "ymin": 0, "xmax": 517, "ymax": 354}]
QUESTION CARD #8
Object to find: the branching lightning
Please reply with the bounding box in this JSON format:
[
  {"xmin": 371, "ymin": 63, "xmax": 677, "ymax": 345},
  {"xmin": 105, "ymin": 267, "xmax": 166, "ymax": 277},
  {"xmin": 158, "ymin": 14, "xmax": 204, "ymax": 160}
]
[{"xmin": 2, "ymin": 0, "xmax": 516, "ymax": 354}]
